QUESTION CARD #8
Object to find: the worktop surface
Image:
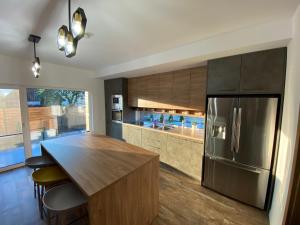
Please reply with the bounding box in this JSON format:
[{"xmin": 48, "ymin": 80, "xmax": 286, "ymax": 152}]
[{"xmin": 41, "ymin": 134, "xmax": 159, "ymax": 197}]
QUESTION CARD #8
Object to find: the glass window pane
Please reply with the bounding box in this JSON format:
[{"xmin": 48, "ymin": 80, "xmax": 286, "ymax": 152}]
[
  {"xmin": 26, "ymin": 88, "xmax": 89, "ymax": 156},
  {"xmin": 0, "ymin": 89, "xmax": 25, "ymax": 168}
]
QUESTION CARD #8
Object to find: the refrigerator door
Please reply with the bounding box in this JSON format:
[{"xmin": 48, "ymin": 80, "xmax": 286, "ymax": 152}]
[
  {"xmin": 203, "ymin": 155, "xmax": 270, "ymax": 209},
  {"xmin": 235, "ymin": 97, "xmax": 278, "ymax": 170},
  {"xmin": 205, "ymin": 97, "xmax": 238, "ymax": 161}
]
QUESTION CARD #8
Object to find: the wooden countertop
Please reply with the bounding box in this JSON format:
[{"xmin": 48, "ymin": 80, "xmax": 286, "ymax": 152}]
[
  {"xmin": 124, "ymin": 123, "xmax": 204, "ymax": 143},
  {"xmin": 41, "ymin": 134, "xmax": 159, "ymax": 197}
]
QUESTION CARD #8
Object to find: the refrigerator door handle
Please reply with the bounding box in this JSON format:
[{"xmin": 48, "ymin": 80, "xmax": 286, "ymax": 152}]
[
  {"xmin": 235, "ymin": 107, "xmax": 242, "ymax": 153},
  {"xmin": 230, "ymin": 107, "xmax": 237, "ymax": 153}
]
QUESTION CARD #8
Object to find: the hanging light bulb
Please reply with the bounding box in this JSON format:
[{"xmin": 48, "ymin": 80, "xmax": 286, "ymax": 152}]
[
  {"xmin": 31, "ymin": 57, "xmax": 41, "ymax": 78},
  {"xmin": 28, "ymin": 34, "xmax": 41, "ymax": 79},
  {"xmin": 33, "ymin": 71, "xmax": 40, "ymax": 78},
  {"xmin": 64, "ymin": 31, "xmax": 77, "ymax": 58},
  {"xmin": 71, "ymin": 7, "xmax": 87, "ymax": 40},
  {"xmin": 57, "ymin": 25, "xmax": 68, "ymax": 51}
]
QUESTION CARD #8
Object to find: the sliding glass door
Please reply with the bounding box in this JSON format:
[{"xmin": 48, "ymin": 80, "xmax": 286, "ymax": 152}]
[
  {"xmin": 26, "ymin": 88, "xmax": 89, "ymax": 156},
  {"xmin": 0, "ymin": 88, "xmax": 25, "ymax": 169}
]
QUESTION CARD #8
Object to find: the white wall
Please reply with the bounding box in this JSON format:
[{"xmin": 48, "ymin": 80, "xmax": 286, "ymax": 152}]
[
  {"xmin": 0, "ymin": 54, "xmax": 106, "ymax": 135},
  {"xmin": 269, "ymin": 4, "xmax": 300, "ymax": 225},
  {"xmin": 98, "ymin": 19, "xmax": 292, "ymax": 79}
]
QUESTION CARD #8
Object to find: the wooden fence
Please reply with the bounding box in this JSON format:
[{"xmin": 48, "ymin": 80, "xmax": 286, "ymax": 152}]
[{"xmin": 0, "ymin": 106, "xmax": 86, "ymax": 136}]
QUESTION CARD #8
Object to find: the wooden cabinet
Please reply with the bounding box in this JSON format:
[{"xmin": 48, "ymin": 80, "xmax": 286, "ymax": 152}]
[
  {"xmin": 122, "ymin": 123, "xmax": 204, "ymax": 180},
  {"xmin": 128, "ymin": 77, "xmax": 148, "ymax": 108},
  {"xmin": 165, "ymin": 135, "xmax": 203, "ymax": 180},
  {"xmin": 128, "ymin": 78, "xmax": 138, "ymax": 107},
  {"xmin": 146, "ymin": 75, "xmax": 161, "ymax": 108},
  {"xmin": 122, "ymin": 124, "xmax": 142, "ymax": 147},
  {"xmin": 207, "ymin": 55, "xmax": 241, "ymax": 94},
  {"xmin": 159, "ymin": 72, "xmax": 174, "ymax": 109},
  {"xmin": 141, "ymin": 129, "xmax": 167, "ymax": 154},
  {"xmin": 128, "ymin": 66, "xmax": 207, "ymax": 111},
  {"xmin": 207, "ymin": 48, "xmax": 287, "ymax": 95},
  {"xmin": 172, "ymin": 69, "xmax": 191, "ymax": 109},
  {"xmin": 240, "ymin": 48, "xmax": 286, "ymax": 94},
  {"xmin": 190, "ymin": 67, "xmax": 207, "ymax": 111}
]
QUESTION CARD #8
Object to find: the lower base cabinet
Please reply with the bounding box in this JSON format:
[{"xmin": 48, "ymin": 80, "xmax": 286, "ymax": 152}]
[
  {"xmin": 122, "ymin": 124, "xmax": 142, "ymax": 147},
  {"xmin": 122, "ymin": 124, "xmax": 204, "ymax": 181},
  {"xmin": 165, "ymin": 136, "xmax": 203, "ymax": 181}
]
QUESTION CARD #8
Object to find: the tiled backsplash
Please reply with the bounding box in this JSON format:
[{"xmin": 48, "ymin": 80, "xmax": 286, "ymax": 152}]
[{"xmin": 138, "ymin": 111, "xmax": 205, "ymax": 129}]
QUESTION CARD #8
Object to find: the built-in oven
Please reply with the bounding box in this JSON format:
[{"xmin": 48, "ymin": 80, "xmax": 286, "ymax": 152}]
[
  {"xmin": 111, "ymin": 95, "xmax": 123, "ymax": 111},
  {"xmin": 112, "ymin": 110, "xmax": 123, "ymax": 122},
  {"xmin": 111, "ymin": 95, "xmax": 123, "ymax": 122}
]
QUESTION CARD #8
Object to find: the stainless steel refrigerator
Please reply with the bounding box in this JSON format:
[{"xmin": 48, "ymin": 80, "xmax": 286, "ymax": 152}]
[{"xmin": 203, "ymin": 96, "xmax": 278, "ymax": 209}]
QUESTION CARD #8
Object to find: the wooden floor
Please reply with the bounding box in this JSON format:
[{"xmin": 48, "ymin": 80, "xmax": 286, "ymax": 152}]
[{"xmin": 0, "ymin": 165, "xmax": 269, "ymax": 225}]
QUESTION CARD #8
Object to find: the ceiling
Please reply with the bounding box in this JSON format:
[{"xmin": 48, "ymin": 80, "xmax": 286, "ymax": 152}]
[{"xmin": 0, "ymin": 0, "xmax": 299, "ymax": 76}]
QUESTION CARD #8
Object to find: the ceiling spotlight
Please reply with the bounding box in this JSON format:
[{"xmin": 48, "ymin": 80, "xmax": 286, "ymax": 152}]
[
  {"xmin": 57, "ymin": 0, "xmax": 87, "ymax": 58},
  {"xmin": 57, "ymin": 25, "xmax": 68, "ymax": 51},
  {"xmin": 65, "ymin": 31, "xmax": 78, "ymax": 58},
  {"xmin": 72, "ymin": 7, "xmax": 87, "ymax": 40},
  {"xmin": 28, "ymin": 34, "xmax": 41, "ymax": 78}
]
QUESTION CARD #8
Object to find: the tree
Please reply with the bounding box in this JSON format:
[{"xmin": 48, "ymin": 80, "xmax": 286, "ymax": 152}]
[
  {"xmin": 56, "ymin": 90, "xmax": 84, "ymax": 106},
  {"xmin": 35, "ymin": 89, "xmax": 84, "ymax": 106}
]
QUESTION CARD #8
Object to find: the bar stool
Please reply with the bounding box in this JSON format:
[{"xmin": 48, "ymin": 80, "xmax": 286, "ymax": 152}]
[
  {"xmin": 43, "ymin": 183, "xmax": 88, "ymax": 225},
  {"xmin": 32, "ymin": 166, "xmax": 69, "ymax": 219},
  {"xmin": 25, "ymin": 155, "xmax": 56, "ymax": 198}
]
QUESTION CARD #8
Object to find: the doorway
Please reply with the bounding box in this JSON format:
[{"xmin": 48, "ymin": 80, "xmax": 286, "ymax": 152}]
[{"xmin": 0, "ymin": 88, "xmax": 25, "ymax": 170}]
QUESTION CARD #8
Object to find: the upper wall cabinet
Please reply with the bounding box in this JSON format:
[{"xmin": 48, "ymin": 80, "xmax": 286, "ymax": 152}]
[
  {"xmin": 190, "ymin": 67, "xmax": 207, "ymax": 111},
  {"xmin": 240, "ymin": 48, "xmax": 286, "ymax": 94},
  {"xmin": 172, "ymin": 69, "xmax": 191, "ymax": 110},
  {"xmin": 207, "ymin": 55, "xmax": 241, "ymax": 94},
  {"xmin": 128, "ymin": 66, "xmax": 207, "ymax": 111},
  {"xmin": 207, "ymin": 48, "xmax": 286, "ymax": 95}
]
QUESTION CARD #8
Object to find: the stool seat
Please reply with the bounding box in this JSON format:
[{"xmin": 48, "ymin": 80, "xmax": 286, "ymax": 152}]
[
  {"xmin": 32, "ymin": 166, "xmax": 69, "ymax": 186},
  {"xmin": 25, "ymin": 156, "xmax": 56, "ymax": 169},
  {"xmin": 43, "ymin": 183, "xmax": 87, "ymax": 213}
]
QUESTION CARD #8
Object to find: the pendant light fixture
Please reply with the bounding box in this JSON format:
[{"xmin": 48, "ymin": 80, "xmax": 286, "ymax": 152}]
[
  {"xmin": 71, "ymin": 7, "xmax": 87, "ymax": 40},
  {"xmin": 57, "ymin": 25, "xmax": 68, "ymax": 51},
  {"xmin": 28, "ymin": 34, "xmax": 41, "ymax": 78},
  {"xmin": 57, "ymin": 0, "xmax": 87, "ymax": 58}
]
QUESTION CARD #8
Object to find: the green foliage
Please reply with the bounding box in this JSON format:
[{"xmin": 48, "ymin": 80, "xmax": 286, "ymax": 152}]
[
  {"xmin": 159, "ymin": 114, "xmax": 164, "ymax": 123},
  {"xmin": 35, "ymin": 89, "xmax": 84, "ymax": 106},
  {"xmin": 179, "ymin": 115, "xmax": 185, "ymax": 122}
]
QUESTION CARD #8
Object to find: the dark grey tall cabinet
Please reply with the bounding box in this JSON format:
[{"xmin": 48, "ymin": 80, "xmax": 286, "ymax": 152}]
[
  {"xmin": 104, "ymin": 78, "xmax": 134, "ymax": 140},
  {"xmin": 205, "ymin": 47, "xmax": 287, "ymax": 210}
]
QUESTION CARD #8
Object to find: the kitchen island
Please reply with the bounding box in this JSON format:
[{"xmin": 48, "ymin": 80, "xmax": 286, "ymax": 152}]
[{"xmin": 41, "ymin": 134, "xmax": 159, "ymax": 225}]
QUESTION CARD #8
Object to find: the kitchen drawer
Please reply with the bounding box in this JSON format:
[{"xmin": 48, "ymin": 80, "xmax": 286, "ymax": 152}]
[{"xmin": 141, "ymin": 129, "xmax": 167, "ymax": 153}]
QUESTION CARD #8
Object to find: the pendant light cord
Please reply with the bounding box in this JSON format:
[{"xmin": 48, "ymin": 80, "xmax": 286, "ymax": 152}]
[
  {"xmin": 68, "ymin": 0, "xmax": 71, "ymax": 31},
  {"xmin": 33, "ymin": 42, "xmax": 36, "ymax": 59}
]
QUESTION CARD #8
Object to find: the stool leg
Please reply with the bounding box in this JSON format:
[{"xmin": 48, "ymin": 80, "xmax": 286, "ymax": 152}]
[
  {"xmin": 33, "ymin": 169, "xmax": 37, "ymax": 199},
  {"xmin": 46, "ymin": 210, "xmax": 51, "ymax": 225},
  {"xmin": 37, "ymin": 184, "xmax": 43, "ymax": 219},
  {"xmin": 34, "ymin": 181, "xmax": 37, "ymax": 198},
  {"xmin": 55, "ymin": 214, "xmax": 59, "ymax": 225}
]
